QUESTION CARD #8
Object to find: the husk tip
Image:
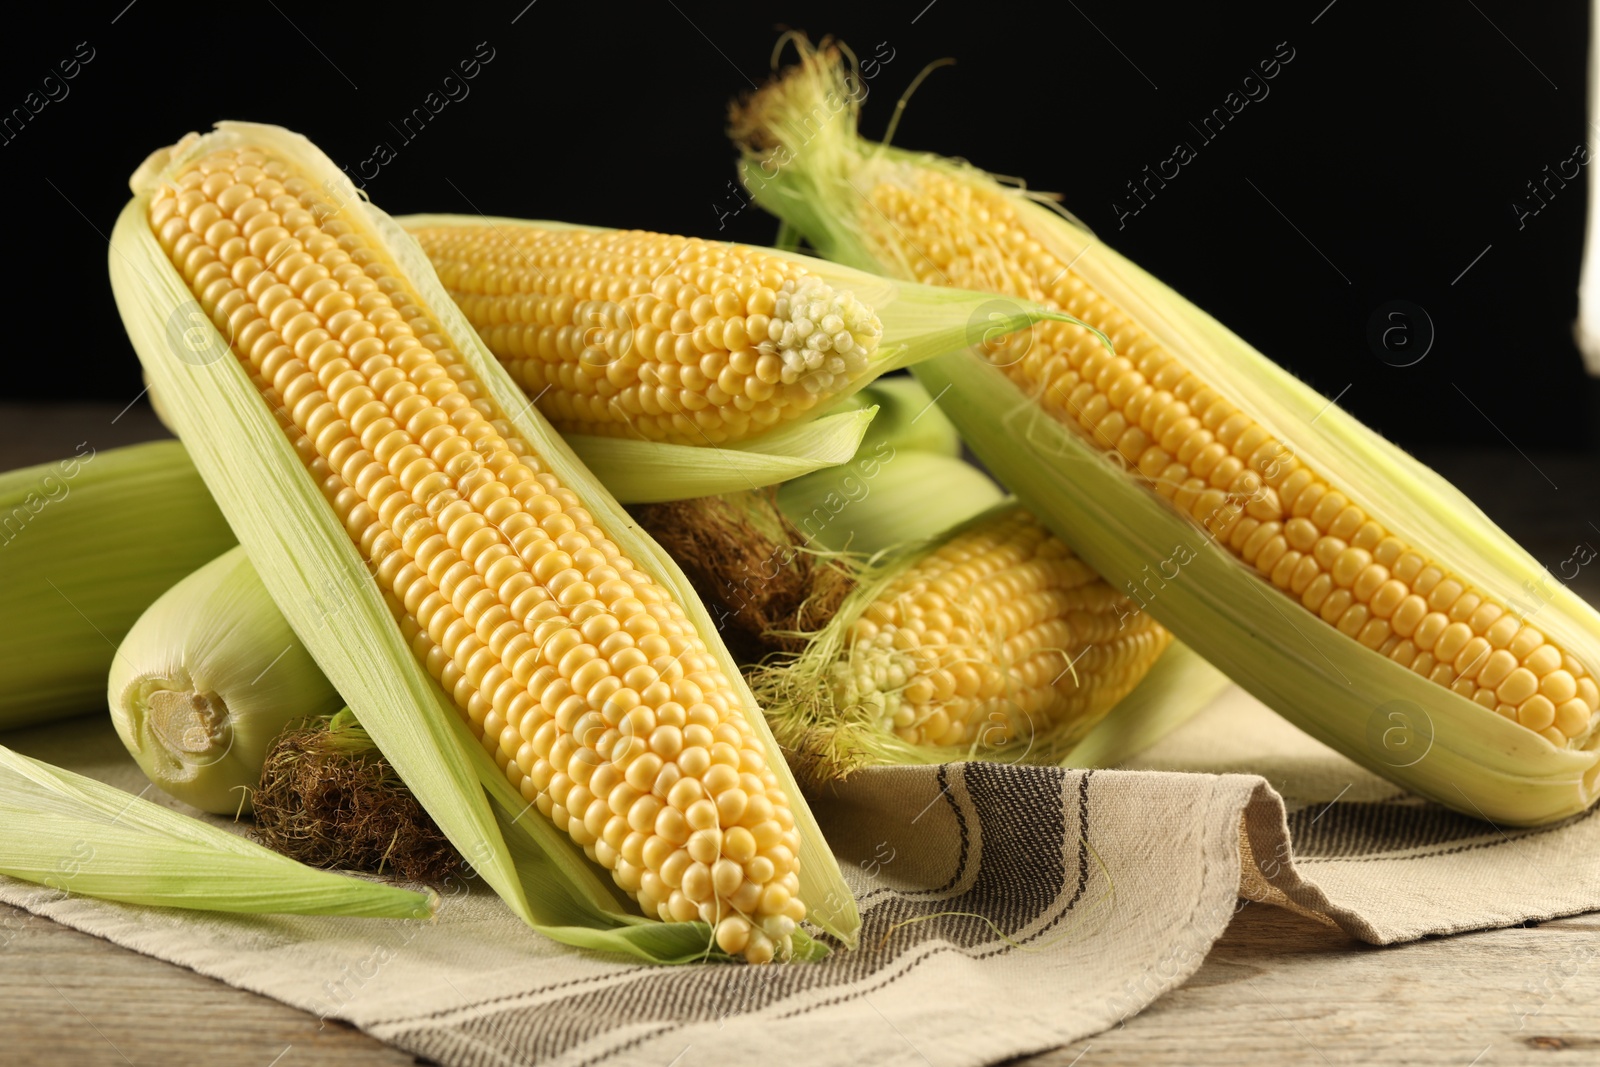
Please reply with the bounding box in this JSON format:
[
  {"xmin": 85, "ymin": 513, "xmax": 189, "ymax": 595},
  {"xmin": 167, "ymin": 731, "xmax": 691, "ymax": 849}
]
[{"xmin": 728, "ymin": 34, "xmax": 861, "ymax": 160}]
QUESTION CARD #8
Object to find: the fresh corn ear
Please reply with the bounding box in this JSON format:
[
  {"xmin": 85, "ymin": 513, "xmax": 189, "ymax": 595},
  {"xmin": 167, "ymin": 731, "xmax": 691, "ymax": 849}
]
[
  {"xmin": 770, "ymin": 371, "xmax": 1221, "ymax": 771},
  {"xmin": 407, "ymin": 219, "xmax": 882, "ymax": 445},
  {"xmin": 0, "ymin": 440, "xmax": 236, "ymax": 729},
  {"xmin": 755, "ymin": 502, "xmax": 1172, "ymax": 782},
  {"xmin": 733, "ymin": 42, "xmax": 1600, "ymax": 823},
  {"xmin": 109, "ymin": 545, "xmax": 343, "ymax": 815},
  {"xmin": 109, "ymin": 122, "xmax": 857, "ymax": 962},
  {"xmin": 398, "ymin": 215, "xmax": 1058, "ymax": 451}
]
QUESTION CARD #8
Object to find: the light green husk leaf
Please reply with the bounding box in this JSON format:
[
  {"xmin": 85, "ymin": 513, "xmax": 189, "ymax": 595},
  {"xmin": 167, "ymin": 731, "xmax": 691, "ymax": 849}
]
[
  {"xmin": 776, "ymin": 371, "xmax": 998, "ymax": 558},
  {"xmin": 108, "ymin": 545, "xmax": 343, "ymax": 815},
  {"xmin": 778, "ymin": 450, "xmax": 1003, "ymax": 557},
  {"xmin": 109, "ymin": 122, "xmax": 855, "ymax": 960},
  {"xmin": 734, "ymin": 42, "xmax": 1600, "ymax": 825},
  {"xmin": 567, "ymin": 405, "xmax": 875, "ymax": 503},
  {"xmin": 0, "ymin": 744, "xmax": 431, "ymax": 918},
  {"xmin": 0, "ymin": 440, "xmax": 236, "ymax": 729}
]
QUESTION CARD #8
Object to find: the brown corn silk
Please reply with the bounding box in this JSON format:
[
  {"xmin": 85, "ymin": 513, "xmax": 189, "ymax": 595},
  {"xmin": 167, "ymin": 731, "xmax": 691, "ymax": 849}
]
[{"xmin": 629, "ymin": 491, "xmax": 854, "ymax": 665}]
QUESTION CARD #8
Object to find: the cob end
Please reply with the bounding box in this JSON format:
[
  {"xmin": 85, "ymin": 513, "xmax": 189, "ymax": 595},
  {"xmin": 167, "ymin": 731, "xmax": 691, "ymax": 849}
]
[{"xmin": 112, "ymin": 674, "xmax": 232, "ymax": 785}]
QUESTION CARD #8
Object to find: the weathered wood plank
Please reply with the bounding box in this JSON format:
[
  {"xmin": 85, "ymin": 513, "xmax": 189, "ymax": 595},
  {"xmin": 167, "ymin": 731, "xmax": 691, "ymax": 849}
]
[
  {"xmin": 0, "ymin": 903, "xmax": 416, "ymax": 1066},
  {"xmin": 1027, "ymin": 905, "xmax": 1600, "ymax": 1066}
]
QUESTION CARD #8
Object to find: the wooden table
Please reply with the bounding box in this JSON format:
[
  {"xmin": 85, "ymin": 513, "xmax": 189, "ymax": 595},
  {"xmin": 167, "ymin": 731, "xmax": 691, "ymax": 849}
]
[{"xmin": 5, "ymin": 402, "xmax": 1598, "ymax": 1066}]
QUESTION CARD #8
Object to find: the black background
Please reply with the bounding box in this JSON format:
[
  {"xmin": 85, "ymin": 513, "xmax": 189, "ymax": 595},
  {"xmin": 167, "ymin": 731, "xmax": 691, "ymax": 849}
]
[{"xmin": 4, "ymin": 1, "xmax": 1594, "ymax": 450}]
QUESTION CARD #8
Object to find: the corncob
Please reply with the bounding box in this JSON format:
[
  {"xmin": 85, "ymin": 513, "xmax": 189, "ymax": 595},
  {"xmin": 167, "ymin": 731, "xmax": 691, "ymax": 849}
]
[
  {"xmin": 870, "ymin": 169, "xmax": 1599, "ymax": 743},
  {"xmin": 758, "ymin": 502, "xmax": 1172, "ymax": 781},
  {"xmin": 0, "ymin": 440, "xmax": 235, "ymax": 729},
  {"xmin": 398, "ymin": 215, "xmax": 1070, "ymax": 452},
  {"xmin": 733, "ymin": 43, "xmax": 1600, "ymax": 822},
  {"xmin": 111, "ymin": 124, "xmax": 856, "ymax": 962},
  {"xmin": 409, "ymin": 222, "xmax": 882, "ymax": 445},
  {"xmin": 840, "ymin": 505, "xmax": 1170, "ymax": 746}
]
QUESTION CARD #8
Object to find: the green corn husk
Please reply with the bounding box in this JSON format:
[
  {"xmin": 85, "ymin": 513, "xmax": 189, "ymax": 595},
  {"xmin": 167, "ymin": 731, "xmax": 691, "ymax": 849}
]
[
  {"xmin": 108, "ymin": 546, "xmax": 343, "ymax": 815},
  {"xmin": 779, "ymin": 449, "xmax": 1004, "ymax": 557},
  {"xmin": 732, "ymin": 41, "xmax": 1600, "ymax": 824},
  {"xmin": 397, "ymin": 212, "xmax": 1069, "ymax": 500},
  {"xmin": 0, "ymin": 440, "xmax": 235, "ymax": 729},
  {"xmin": 0, "ymin": 743, "xmax": 431, "ymax": 918},
  {"xmin": 564, "ymin": 404, "xmax": 878, "ymax": 504},
  {"xmin": 109, "ymin": 122, "xmax": 853, "ymax": 962},
  {"xmin": 776, "ymin": 374, "xmax": 1002, "ymax": 556},
  {"xmin": 774, "ymin": 374, "xmax": 998, "ymax": 559}
]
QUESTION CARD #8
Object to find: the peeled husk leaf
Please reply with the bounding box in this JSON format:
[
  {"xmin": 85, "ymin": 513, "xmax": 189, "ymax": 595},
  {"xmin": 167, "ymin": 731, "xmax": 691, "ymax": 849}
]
[
  {"xmin": 0, "ymin": 743, "xmax": 431, "ymax": 918},
  {"xmin": 777, "ymin": 375, "xmax": 1003, "ymax": 556},
  {"xmin": 825, "ymin": 374, "xmax": 964, "ymax": 458},
  {"xmin": 734, "ymin": 41, "xmax": 1600, "ymax": 824},
  {"xmin": 566, "ymin": 405, "xmax": 877, "ymax": 503},
  {"xmin": 109, "ymin": 121, "xmax": 852, "ymax": 960},
  {"xmin": 0, "ymin": 440, "xmax": 236, "ymax": 729},
  {"xmin": 779, "ymin": 449, "xmax": 1004, "ymax": 557}
]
